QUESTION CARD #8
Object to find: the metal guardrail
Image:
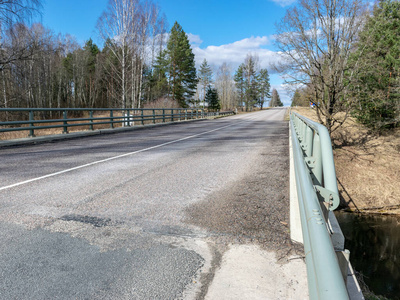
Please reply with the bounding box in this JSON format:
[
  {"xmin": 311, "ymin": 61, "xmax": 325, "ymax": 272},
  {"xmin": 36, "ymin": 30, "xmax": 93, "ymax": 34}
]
[
  {"xmin": 0, "ymin": 108, "xmax": 234, "ymax": 138},
  {"xmin": 290, "ymin": 112, "xmax": 349, "ymax": 300}
]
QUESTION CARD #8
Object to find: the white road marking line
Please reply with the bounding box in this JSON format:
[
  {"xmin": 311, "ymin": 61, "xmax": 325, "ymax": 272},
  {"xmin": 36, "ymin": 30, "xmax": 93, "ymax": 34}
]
[{"xmin": 0, "ymin": 120, "xmax": 250, "ymax": 191}]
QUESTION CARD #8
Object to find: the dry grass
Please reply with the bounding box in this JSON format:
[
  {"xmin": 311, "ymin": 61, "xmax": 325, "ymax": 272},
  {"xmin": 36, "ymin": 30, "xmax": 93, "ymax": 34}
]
[
  {"xmin": 0, "ymin": 111, "xmax": 125, "ymax": 140},
  {"xmin": 292, "ymin": 107, "xmax": 400, "ymax": 215},
  {"xmin": 0, "ymin": 108, "xmax": 194, "ymax": 141}
]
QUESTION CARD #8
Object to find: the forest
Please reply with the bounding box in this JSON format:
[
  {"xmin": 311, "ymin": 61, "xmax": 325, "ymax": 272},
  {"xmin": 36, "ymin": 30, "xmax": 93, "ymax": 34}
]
[
  {"xmin": 1, "ymin": 0, "xmax": 398, "ymax": 131},
  {"xmin": 0, "ymin": 0, "xmax": 276, "ymax": 113}
]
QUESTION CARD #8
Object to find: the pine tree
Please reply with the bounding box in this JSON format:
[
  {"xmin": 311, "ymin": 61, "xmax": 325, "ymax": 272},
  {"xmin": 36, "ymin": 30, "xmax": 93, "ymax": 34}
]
[{"xmin": 166, "ymin": 21, "xmax": 197, "ymax": 107}]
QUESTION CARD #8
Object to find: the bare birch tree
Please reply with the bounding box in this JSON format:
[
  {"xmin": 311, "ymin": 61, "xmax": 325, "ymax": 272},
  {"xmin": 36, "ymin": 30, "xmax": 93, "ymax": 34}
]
[
  {"xmin": 133, "ymin": 0, "xmax": 152, "ymax": 109},
  {"xmin": 97, "ymin": 0, "xmax": 137, "ymax": 109},
  {"xmin": 0, "ymin": 0, "xmax": 41, "ymax": 109},
  {"xmin": 275, "ymin": 0, "xmax": 367, "ymax": 134},
  {"xmin": 215, "ymin": 62, "xmax": 236, "ymax": 110}
]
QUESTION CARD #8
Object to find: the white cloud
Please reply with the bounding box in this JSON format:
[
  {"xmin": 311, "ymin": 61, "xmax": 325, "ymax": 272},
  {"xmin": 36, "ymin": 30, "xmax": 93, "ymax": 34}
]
[
  {"xmin": 187, "ymin": 33, "xmax": 203, "ymax": 46},
  {"xmin": 189, "ymin": 34, "xmax": 291, "ymax": 104},
  {"xmin": 270, "ymin": 0, "xmax": 297, "ymax": 7},
  {"xmin": 190, "ymin": 35, "xmax": 281, "ymax": 71}
]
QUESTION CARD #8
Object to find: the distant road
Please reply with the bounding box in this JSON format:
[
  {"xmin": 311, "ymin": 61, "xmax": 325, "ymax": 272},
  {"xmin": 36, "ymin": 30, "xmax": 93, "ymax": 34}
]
[{"xmin": 0, "ymin": 108, "xmax": 291, "ymax": 299}]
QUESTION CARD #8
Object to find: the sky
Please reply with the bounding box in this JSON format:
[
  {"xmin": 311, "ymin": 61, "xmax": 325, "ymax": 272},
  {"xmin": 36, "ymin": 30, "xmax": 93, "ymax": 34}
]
[{"xmin": 40, "ymin": 0, "xmax": 296, "ymax": 105}]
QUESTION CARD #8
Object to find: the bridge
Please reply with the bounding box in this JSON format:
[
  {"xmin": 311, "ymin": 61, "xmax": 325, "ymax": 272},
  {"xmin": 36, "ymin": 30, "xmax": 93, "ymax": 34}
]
[{"xmin": 0, "ymin": 108, "xmax": 361, "ymax": 299}]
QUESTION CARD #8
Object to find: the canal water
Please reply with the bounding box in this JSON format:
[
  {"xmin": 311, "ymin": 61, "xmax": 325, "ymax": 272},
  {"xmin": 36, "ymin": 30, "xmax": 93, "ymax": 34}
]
[{"xmin": 335, "ymin": 212, "xmax": 400, "ymax": 299}]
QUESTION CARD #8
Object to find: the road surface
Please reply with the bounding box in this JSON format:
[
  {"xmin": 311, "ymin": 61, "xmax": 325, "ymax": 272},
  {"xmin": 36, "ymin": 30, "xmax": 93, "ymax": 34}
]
[{"xmin": 0, "ymin": 108, "xmax": 306, "ymax": 299}]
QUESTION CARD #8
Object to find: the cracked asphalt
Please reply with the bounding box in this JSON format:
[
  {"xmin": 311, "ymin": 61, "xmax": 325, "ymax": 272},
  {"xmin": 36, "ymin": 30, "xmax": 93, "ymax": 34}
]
[{"xmin": 0, "ymin": 108, "xmax": 299, "ymax": 299}]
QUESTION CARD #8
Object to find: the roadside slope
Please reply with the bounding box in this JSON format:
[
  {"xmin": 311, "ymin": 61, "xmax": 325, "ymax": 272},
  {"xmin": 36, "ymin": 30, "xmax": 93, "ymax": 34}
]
[{"xmin": 292, "ymin": 107, "xmax": 400, "ymax": 214}]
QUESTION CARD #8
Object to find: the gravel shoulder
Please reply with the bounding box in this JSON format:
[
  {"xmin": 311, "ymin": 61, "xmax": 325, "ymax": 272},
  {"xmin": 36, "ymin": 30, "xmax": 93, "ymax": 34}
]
[
  {"xmin": 184, "ymin": 117, "xmax": 303, "ymax": 257},
  {"xmin": 184, "ymin": 111, "xmax": 307, "ymax": 299}
]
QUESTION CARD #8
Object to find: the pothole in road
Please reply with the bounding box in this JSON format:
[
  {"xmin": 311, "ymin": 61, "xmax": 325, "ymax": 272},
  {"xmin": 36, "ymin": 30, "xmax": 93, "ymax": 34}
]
[{"xmin": 60, "ymin": 214, "xmax": 111, "ymax": 227}]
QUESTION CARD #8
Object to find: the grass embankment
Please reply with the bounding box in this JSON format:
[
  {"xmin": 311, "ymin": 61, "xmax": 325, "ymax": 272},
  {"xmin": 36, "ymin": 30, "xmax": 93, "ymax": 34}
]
[{"xmin": 292, "ymin": 107, "xmax": 400, "ymax": 215}]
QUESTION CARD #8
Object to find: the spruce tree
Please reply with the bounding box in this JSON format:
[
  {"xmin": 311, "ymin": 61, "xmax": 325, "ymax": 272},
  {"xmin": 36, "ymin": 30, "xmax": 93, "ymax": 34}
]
[
  {"xmin": 291, "ymin": 89, "xmax": 308, "ymax": 107},
  {"xmin": 234, "ymin": 64, "xmax": 245, "ymax": 110},
  {"xmin": 243, "ymin": 55, "xmax": 258, "ymax": 111},
  {"xmin": 350, "ymin": 0, "xmax": 400, "ymax": 129},
  {"xmin": 205, "ymin": 86, "xmax": 220, "ymax": 111},
  {"xmin": 198, "ymin": 59, "xmax": 213, "ymax": 106},
  {"xmin": 234, "ymin": 55, "xmax": 271, "ymax": 111},
  {"xmin": 151, "ymin": 50, "xmax": 169, "ymax": 100},
  {"xmin": 270, "ymin": 89, "xmax": 283, "ymax": 107},
  {"xmin": 258, "ymin": 69, "xmax": 271, "ymax": 109},
  {"xmin": 83, "ymin": 39, "xmax": 100, "ymax": 107}
]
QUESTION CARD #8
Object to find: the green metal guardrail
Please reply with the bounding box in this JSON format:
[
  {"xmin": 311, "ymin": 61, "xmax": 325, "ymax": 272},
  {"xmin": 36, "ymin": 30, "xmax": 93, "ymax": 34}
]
[
  {"xmin": 290, "ymin": 112, "xmax": 349, "ymax": 300},
  {"xmin": 0, "ymin": 108, "xmax": 234, "ymax": 138}
]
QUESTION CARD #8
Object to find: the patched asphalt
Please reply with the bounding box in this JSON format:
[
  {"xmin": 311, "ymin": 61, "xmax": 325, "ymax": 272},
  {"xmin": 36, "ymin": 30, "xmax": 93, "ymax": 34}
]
[{"xmin": 0, "ymin": 108, "xmax": 299, "ymax": 299}]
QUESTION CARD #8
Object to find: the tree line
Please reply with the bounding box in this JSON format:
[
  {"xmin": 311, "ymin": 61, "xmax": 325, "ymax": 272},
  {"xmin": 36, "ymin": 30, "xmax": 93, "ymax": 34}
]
[
  {"xmin": 0, "ymin": 0, "xmax": 171, "ymax": 110},
  {"xmin": 0, "ymin": 0, "xmax": 277, "ymax": 113},
  {"xmin": 195, "ymin": 55, "xmax": 278, "ymax": 111},
  {"xmin": 282, "ymin": 0, "xmax": 399, "ymax": 131}
]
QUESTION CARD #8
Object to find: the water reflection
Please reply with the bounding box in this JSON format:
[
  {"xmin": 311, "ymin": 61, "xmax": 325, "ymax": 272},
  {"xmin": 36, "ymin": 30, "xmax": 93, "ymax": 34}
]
[{"xmin": 335, "ymin": 212, "xmax": 400, "ymax": 299}]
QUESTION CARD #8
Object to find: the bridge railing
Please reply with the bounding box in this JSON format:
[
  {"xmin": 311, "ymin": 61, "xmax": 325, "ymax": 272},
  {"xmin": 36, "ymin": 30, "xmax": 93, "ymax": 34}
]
[
  {"xmin": 290, "ymin": 112, "xmax": 349, "ymax": 300},
  {"xmin": 0, "ymin": 108, "xmax": 234, "ymax": 138}
]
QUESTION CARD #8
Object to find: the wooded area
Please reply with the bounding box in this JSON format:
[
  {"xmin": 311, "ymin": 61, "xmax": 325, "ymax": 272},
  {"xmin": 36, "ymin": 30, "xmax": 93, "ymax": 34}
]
[
  {"xmin": 0, "ymin": 0, "xmax": 275, "ymax": 114},
  {"xmin": 1, "ymin": 0, "xmax": 398, "ymax": 131},
  {"xmin": 283, "ymin": 0, "xmax": 399, "ymax": 132},
  {"xmin": 0, "ymin": 0, "xmax": 171, "ymax": 110}
]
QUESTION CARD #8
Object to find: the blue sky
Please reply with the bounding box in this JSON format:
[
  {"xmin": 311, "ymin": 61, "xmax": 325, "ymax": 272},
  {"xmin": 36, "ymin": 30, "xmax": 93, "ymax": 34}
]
[{"xmin": 41, "ymin": 0, "xmax": 295, "ymax": 105}]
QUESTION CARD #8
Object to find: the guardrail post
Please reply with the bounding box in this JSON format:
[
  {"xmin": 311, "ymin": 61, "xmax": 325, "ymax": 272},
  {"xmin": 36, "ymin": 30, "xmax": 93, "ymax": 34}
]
[
  {"xmin": 29, "ymin": 110, "xmax": 35, "ymax": 137},
  {"xmin": 125, "ymin": 110, "xmax": 130, "ymax": 127},
  {"xmin": 162, "ymin": 109, "xmax": 165, "ymax": 123},
  {"xmin": 63, "ymin": 110, "xmax": 69, "ymax": 134},
  {"xmin": 110, "ymin": 110, "xmax": 114, "ymax": 129},
  {"xmin": 185, "ymin": 109, "xmax": 187, "ymax": 120},
  {"xmin": 152, "ymin": 109, "xmax": 155, "ymax": 124},
  {"xmin": 141, "ymin": 109, "xmax": 144, "ymax": 125},
  {"xmin": 90, "ymin": 111, "xmax": 94, "ymax": 130},
  {"xmin": 171, "ymin": 109, "xmax": 174, "ymax": 122}
]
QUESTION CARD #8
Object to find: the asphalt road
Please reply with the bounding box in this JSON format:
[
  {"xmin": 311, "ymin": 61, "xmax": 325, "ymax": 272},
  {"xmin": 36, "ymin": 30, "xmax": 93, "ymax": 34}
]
[{"xmin": 0, "ymin": 108, "xmax": 293, "ymax": 299}]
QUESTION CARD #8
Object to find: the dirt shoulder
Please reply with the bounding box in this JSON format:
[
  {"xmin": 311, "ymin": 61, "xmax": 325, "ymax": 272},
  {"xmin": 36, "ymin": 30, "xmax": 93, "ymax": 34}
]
[{"xmin": 292, "ymin": 107, "xmax": 400, "ymax": 215}]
